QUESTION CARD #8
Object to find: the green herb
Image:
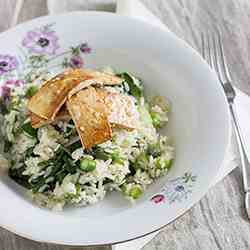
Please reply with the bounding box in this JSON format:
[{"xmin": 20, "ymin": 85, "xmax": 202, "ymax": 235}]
[
  {"xmin": 93, "ymin": 147, "xmax": 110, "ymax": 160},
  {"xmin": 117, "ymin": 72, "xmax": 143, "ymax": 99},
  {"xmin": 8, "ymin": 166, "xmax": 31, "ymax": 189},
  {"xmin": 70, "ymin": 46, "xmax": 80, "ymax": 55},
  {"xmin": 49, "ymin": 161, "xmax": 63, "ymax": 177},
  {"xmin": 128, "ymin": 162, "xmax": 136, "ymax": 176},
  {"xmin": 25, "ymin": 85, "xmax": 39, "ymax": 98},
  {"xmin": 129, "ymin": 185, "xmax": 143, "ymax": 199},
  {"xmin": 21, "ymin": 122, "xmax": 37, "ymax": 137},
  {"xmin": 79, "ymin": 159, "xmax": 96, "ymax": 172},
  {"xmin": 55, "ymin": 168, "xmax": 68, "ymax": 184},
  {"xmin": 32, "ymin": 176, "xmax": 46, "ymax": 193},
  {"xmin": 68, "ymin": 140, "xmax": 82, "ymax": 153},
  {"xmin": 59, "ymin": 145, "xmax": 71, "ymax": 157},
  {"xmin": 25, "ymin": 146, "xmax": 35, "ymax": 159},
  {"xmin": 63, "ymin": 155, "xmax": 77, "ymax": 174},
  {"xmin": 133, "ymin": 152, "xmax": 148, "ymax": 170},
  {"xmin": 62, "ymin": 58, "xmax": 70, "ymax": 68},
  {"xmin": 0, "ymin": 98, "xmax": 9, "ymax": 115},
  {"xmin": 37, "ymin": 160, "xmax": 51, "ymax": 168},
  {"xmin": 150, "ymin": 112, "xmax": 162, "ymax": 128},
  {"xmin": 147, "ymin": 143, "xmax": 162, "ymax": 157},
  {"xmin": 10, "ymin": 160, "xmax": 16, "ymax": 167},
  {"xmin": 4, "ymin": 140, "xmax": 12, "ymax": 153}
]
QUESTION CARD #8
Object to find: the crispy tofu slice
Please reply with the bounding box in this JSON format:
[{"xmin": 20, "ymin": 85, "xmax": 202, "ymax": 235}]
[
  {"xmin": 68, "ymin": 73, "xmax": 123, "ymax": 98},
  {"xmin": 68, "ymin": 78, "xmax": 107, "ymax": 99},
  {"xmin": 28, "ymin": 69, "xmax": 122, "ymax": 121},
  {"xmin": 30, "ymin": 105, "xmax": 71, "ymax": 128},
  {"xmin": 30, "ymin": 112, "xmax": 47, "ymax": 128},
  {"xmin": 81, "ymin": 69, "xmax": 123, "ymax": 86},
  {"xmin": 97, "ymin": 89, "xmax": 139, "ymax": 130},
  {"xmin": 28, "ymin": 69, "xmax": 93, "ymax": 120},
  {"xmin": 67, "ymin": 87, "xmax": 112, "ymax": 150}
]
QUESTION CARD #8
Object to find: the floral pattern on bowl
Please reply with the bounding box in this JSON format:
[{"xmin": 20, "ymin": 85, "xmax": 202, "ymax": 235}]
[
  {"xmin": 151, "ymin": 172, "xmax": 197, "ymax": 204},
  {"xmin": 0, "ymin": 23, "xmax": 92, "ymax": 100}
]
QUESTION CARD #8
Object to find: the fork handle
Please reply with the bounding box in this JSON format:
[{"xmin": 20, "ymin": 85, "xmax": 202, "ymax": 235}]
[{"xmin": 230, "ymin": 103, "xmax": 250, "ymax": 191}]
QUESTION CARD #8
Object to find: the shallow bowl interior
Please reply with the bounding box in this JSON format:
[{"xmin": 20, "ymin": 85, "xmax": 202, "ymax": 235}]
[{"xmin": 0, "ymin": 11, "xmax": 230, "ymax": 245}]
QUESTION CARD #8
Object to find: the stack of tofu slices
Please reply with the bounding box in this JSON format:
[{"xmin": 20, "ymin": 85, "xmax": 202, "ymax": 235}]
[{"xmin": 28, "ymin": 69, "xmax": 139, "ymax": 150}]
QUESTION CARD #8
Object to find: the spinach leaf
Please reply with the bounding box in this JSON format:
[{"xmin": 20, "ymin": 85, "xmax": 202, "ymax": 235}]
[
  {"xmin": 21, "ymin": 122, "xmax": 37, "ymax": 137},
  {"xmin": 63, "ymin": 155, "xmax": 77, "ymax": 174},
  {"xmin": 68, "ymin": 140, "xmax": 82, "ymax": 153},
  {"xmin": 32, "ymin": 176, "xmax": 46, "ymax": 193},
  {"xmin": 92, "ymin": 147, "xmax": 110, "ymax": 160},
  {"xmin": 4, "ymin": 140, "xmax": 12, "ymax": 153},
  {"xmin": 9, "ymin": 166, "xmax": 31, "ymax": 189},
  {"xmin": 117, "ymin": 72, "xmax": 143, "ymax": 99},
  {"xmin": 25, "ymin": 146, "xmax": 36, "ymax": 159},
  {"xmin": 0, "ymin": 98, "xmax": 9, "ymax": 115}
]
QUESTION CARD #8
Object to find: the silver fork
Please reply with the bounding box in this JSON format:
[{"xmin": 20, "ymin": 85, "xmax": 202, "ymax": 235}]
[{"xmin": 201, "ymin": 31, "xmax": 250, "ymax": 218}]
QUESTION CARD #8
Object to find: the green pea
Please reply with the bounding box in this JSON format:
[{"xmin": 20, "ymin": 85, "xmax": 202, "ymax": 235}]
[
  {"xmin": 155, "ymin": 157, "xmax": 173, "ymax": 170},
  {"xmin": 164, "ymin": 159, "xmax": 173, "ymax": 170},
  {"xmin": 111, "ymin": 150, "xmax": 119, "ymax": 160},
  {"xmin": 129, "ymin": 185, "xmax": 143, "ymax": 199},
  {"xmin": 150, "ymin": 112, "xmax": 161, "ymax": 128},
  {"xmin": 111, "ymin": 150, "xmax": 125, "ymax": 164},
  {"xmin": 25, "ymin": 85, "xmax": 39, "ymax": 98},
  {"xmin": 80, "ymin": 159, "xmax": 96, "ymax": 172}
]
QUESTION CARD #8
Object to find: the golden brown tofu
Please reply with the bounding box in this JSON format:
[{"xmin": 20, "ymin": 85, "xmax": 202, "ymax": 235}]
[
  {"xmin": 30, "ymin": 105, "xmax": 71, "ymax": 128},
  {"xmin": 28, "ymin": 69, "xmax": 92, "ymax": 120},
  {"xmin": 66, "ymin": 87, "xmax": 112, "ymax": 150},
  {"xmin": 97, "ymin": 89, "xmax": 139, "ymax": 130},
  {"xmin": 81, "ymin": 69, "xmax": 123, "ymax": 86},
  {"xmin": 68, "ymin": 73, "xmax": 123, "ymax": 98},
  {"xmin": 28, "ymin": 69, "xmax": 122, "ymax": 121}
]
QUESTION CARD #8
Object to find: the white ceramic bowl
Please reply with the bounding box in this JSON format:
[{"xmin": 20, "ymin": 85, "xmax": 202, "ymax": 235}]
[{"xmin": 0, "ymin": 11, "xmax": 230, "ymax": 246}]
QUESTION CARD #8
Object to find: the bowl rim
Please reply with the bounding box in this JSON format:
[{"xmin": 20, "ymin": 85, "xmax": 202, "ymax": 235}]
[{"xmin": 0, "ymin": 10, "xmax": 231, "ymax": 246}]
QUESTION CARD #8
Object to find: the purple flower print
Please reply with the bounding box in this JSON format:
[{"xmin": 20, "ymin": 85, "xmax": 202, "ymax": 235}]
[
  {"xmin": 22, "ymin": 27, "xmax": 59, "ymax": 55},
  {"xmin": 5, "ymin": 79, "xmax": 24, "ymax": 87},
  {"xmin": 80, "ymin": 43, "xmax": 91, "ymax": 54},
  {"xmin": 175, "ymin": 185, "xmax": 185, "ymax": 192},
  {"xmin": 1, "ymin": 85, "xmax": 11, "ymax": 99},
  {"xmin": 0, "ymin": 55, "xmax": 18, "ymax": 75},
  {"xmin": 70, "ymin": 55, "xmax": 84, "ymax": 68},
  {"xmin": 0, "ymin": 79, "xmax": 24, "ymax": 99}
]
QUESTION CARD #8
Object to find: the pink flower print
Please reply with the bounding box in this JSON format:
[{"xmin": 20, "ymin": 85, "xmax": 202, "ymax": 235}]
[
  {"xmin": 22, "ymin": 29, "xmax": 59, "ymax": 55},
  {"xmin": 151, "ymin": 194, "xmax": 165, "ymax": 204}
]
